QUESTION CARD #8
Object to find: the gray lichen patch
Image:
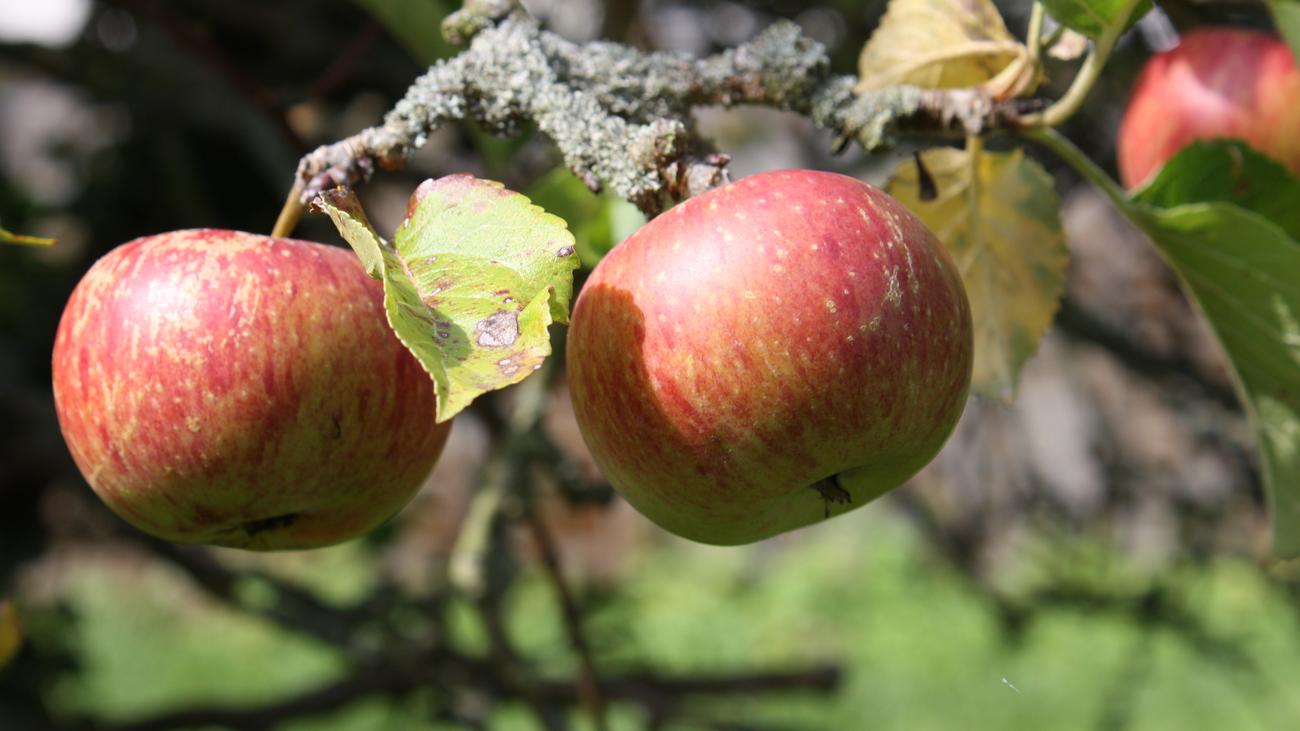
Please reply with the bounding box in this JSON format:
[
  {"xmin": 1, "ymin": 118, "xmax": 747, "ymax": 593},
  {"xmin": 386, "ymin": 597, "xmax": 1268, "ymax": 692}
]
[{"xmin": 294, "ymin": 4, "xmax": 1030, "ymax": 217}]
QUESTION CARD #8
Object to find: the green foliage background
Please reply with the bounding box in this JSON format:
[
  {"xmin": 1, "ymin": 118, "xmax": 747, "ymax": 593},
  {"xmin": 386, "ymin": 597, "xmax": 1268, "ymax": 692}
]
[
  {"xmin": 34, "ymin": 511, "xmax": 1300, "ymax": 729},
  {"xmin": 3, "ymin": 0, "xmax": 1299, "ymax": 728}
]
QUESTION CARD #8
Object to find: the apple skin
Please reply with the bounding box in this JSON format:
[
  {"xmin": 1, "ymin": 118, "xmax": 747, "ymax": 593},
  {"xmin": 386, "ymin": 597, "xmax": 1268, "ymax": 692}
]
[
  {"xmin": 566, "ymin": 170, "xmax": 972, "ymax": 545},
  {"xmin": 52, "ymin": 229, "xmax": 451, "ymax": 550},
  {"xmin": 1118, "ymin": 27, "xmax": 1300, "ymax": 189}
]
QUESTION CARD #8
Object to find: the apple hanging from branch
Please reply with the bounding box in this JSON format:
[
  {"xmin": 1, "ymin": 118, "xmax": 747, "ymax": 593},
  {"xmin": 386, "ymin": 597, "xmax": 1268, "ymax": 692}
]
[
  {"xmin": 52, "ymin": 229, "xmax": 451, "ymax": 550},
  {"xmin": 566, "ymin": 169, "xmax": 973, "ymax": 545},
  {"xmin": 1118, "ymin": 27, "xmax": 1300, "ymax": 190}
]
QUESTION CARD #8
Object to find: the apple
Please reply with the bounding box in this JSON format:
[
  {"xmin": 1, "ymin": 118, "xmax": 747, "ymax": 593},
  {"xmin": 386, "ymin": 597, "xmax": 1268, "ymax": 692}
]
[
  {"xmin": 1118, "ymin": 27, "xmax": 1300, "ymax": 189},
  {"xmin": 565, "ymin": 169, "xmax": 972, "ymax": 545},
  {"xmin": 51, "ymin": 229, "xmax": 450, "ymax": 550}
]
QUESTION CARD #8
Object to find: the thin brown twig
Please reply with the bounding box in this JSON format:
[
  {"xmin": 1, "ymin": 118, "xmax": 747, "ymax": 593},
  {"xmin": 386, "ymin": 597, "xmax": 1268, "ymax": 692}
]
[{"xmin": 527, "ymin": 506, "xmax": 609, "ymax": 731}]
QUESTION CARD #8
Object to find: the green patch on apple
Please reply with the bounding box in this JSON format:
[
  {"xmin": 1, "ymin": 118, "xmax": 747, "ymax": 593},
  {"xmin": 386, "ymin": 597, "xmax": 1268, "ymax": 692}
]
[{"xmin": 316, "ymin": 174, "xmax": 580, "ymax": 423}]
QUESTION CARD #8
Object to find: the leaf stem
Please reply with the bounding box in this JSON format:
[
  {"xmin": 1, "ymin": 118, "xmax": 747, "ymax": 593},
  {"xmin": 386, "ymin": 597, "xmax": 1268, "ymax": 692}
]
[
  {"xmin": 1020, "ymin": 0, "xmax": 1144, "ymax": 128},
  {"xmin": 1021, "ymin": 126, "xmax": 1130, "ymax": 212},
  {"xmin": 965, "ymin": 134, "xmax": 984, "ymax": 242},
  {"xmin": 1026, "ymin": 1, "xmax": 1047, "ymax": 65}
]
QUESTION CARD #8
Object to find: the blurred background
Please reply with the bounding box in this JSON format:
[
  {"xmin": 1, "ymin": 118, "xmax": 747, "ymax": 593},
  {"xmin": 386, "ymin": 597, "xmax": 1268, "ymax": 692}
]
[{"xmin": 2, "ymin": 0, "xmax": 1297, "ymax": 729}]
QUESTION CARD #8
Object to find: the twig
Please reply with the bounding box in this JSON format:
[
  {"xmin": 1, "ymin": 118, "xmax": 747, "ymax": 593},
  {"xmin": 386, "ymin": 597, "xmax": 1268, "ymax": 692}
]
[
  {"xmin": 538, "ymin": 664, "xmax": 842, "ymax": 705},
  {"xmin": 71, "ymin": 654, "xmax": 839, "ymax": 731},
  {"xmin": 77, "ymin": 659, "xmax": 412, "ymax": 731},
  {"xmin": 526, "ymin": 507, "xmax": 609, "ymax": 731},
  {"xmin": 142, "ymin": 539, "xmax": 369, "ymax": 649}
]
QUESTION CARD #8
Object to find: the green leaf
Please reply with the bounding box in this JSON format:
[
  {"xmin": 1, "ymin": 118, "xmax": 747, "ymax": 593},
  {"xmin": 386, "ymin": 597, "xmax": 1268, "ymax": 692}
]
[
  {"xmin": 0, "ymin": 226, "xmax": 54, "ymax": 247},
  {"xmin": 1267, "ymin": 0, "xmax": 1300, "ymax": 61},
  {"xmin": 315, "ymin": 191, "xmax": 384, "ymax": 278},
  {"xmin": 1131, "ymin": 203, "xmax": 1300, "ymax": 556},
  {"xmin": 1040, "ymin": 0, "xmax": 1151, "ymax": 39},
  {"xmin": 1134, "ymin": 140, "xmax": 1300, "ymax": 241},
  {"xmin": 318, "ymin": 176, "xmax": 579, "ymax": 422},
  {"xmin": 887, "ymin": 147, "xmax": 1068, "ymax": 400}
]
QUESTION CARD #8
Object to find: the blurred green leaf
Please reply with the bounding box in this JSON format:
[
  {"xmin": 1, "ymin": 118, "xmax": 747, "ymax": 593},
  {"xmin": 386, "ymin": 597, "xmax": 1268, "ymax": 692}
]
[
  {"xmin": 0, "ymin": 600, "xmax": 21, "ymax": 669},
  {"xmin": 1128, "ymin": 203, "xmax": 1300, "ymax": 556},
  {"xmin": 1135, "ymin": 141, "xmax": 1300, "ymax": 240},
  {"xmin": 1267, "ymin": 0, "xmax": 1300, "ymax": 60},
  {"xmin": 349, "ymin": 2, "xmax": 530, "ymax": 179},
  {"xmin": 525, "ymin": 167, "xmax": 645, "ymax": 268},
  {"xmin": 351, "ymin": 0, "xmax": 456, "ymax": 63},
  {"xmin": 319, "ymin": 176, "xmax": 578, "ymax": 422},
  {"xmin": 1040, "ymin": 0, "xmax": 1151, "ymax": 39},
  {"xmin": 0, "ymin": 226, "xmax": 54, "ymax": 247}
]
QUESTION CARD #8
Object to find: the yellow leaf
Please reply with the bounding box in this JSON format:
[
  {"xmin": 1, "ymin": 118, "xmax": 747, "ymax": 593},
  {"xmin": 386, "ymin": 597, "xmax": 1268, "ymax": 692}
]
[
  {"xmin": 887, "ymin": 146, "xmax": 1067, "ymax": 399},
  {"xmin": 0, "ymin": 600, "xmax": 20, "ymax": 670},
  {"xmin": 856, "ymin": 0, "xmax": 1035, "ymax": 99}
]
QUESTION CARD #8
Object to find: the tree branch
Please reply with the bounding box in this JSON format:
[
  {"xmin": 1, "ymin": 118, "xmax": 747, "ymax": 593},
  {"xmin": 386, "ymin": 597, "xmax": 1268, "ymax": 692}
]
[
  {"xmin": 70, "ymin": 650, "xmax": 839, "ymax": 731},
  {"xmin": 287, "ymin": 3, "xmax": 1033, "ymax": 217}
]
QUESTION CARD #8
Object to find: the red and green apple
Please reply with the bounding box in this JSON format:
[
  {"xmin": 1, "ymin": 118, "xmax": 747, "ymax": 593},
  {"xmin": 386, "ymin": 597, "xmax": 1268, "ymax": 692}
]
[
  {"xmin": 566, "ymin": 169, "xmax": 973, "ymax": 545},
  {"xmin": 1118, "ymin": 27, "xmax": 1300, "ymax": 189},
  {"xmin": 52, "ymin": 229, "xmax": 450, "ymax": 550}
]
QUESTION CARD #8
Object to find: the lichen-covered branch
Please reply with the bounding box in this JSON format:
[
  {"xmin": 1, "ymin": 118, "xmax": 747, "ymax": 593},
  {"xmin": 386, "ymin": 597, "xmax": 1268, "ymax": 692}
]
[{"xmin": 292, "ymin": 1, "xmax": 1032, "ymax": 216}]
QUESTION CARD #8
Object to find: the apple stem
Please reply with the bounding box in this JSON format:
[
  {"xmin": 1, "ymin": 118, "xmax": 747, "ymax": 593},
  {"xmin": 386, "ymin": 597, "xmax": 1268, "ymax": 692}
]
[{"xmin": 271, "ymin": 178, "xmax": 307, "ymax": 239}]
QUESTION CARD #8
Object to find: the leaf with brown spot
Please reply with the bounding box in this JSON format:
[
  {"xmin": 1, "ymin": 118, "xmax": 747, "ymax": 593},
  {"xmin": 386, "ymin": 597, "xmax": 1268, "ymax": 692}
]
[
  {"xmin": 887, "ymin": 146, "xmax": 1067, "ymax": 400},
  {"xmin": 856, "ymin": 0, "xmax": 1036, "ymax": 99},
  {"xmin": 0, "ymin": 600, "xmax": 20, "ymax": 669},
  {"xmin": 318, "ymin": 175, "xmax": 579, "ymax": 421}
]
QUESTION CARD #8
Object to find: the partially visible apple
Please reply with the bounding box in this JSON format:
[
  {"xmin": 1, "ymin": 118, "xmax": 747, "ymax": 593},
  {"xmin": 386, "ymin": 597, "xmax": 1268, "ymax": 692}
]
[
  {"xmin": 52, "ymin": 229, "xmax": 450, "ymax": 550},
  {"xmin": 1118, "ymin": 27, "xmax": 1300, "ymax": 189},
  {"xmin": 566, "ymin": 170, "xmax": 972, "ymax": 545}
]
